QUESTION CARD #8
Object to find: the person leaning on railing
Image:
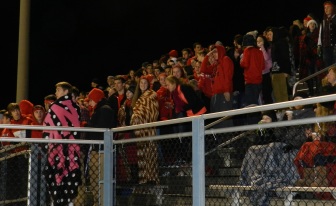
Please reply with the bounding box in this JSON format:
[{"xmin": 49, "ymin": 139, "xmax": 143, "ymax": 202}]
[
  {"xmin": 1, "ymin": 103, "xmax": 32, "ymax": 150},
  {"xmin": 1, "ymin": 102, "xmax": 33, "ymax": 206},
  {"xmin": 165, "ymin": 75, "xmax": 207, "ymax": 166}
]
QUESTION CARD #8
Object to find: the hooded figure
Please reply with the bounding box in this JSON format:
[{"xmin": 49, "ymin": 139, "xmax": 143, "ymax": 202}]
[
  {"xmin": 19, "ymin": 99, "xmax": 34, "ymax": 118},
  {"xmin": 200, "ymin": 44, "xmax": 234, "ymax": 128}
]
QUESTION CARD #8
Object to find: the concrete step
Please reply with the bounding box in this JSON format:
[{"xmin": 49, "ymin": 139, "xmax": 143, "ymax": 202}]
[
  {"xmin": 184, "ymin": 186, "xmax": 236, "ymax": 198},
  {"xmin": 159, "ymin": 176, "xmax": 191, "ymax": 186},
  {"xmin": 159, "ymin": 176, "xmax": 240, "ymax": 189},
  {"xmin": 116, "ymin": 184, "xmax": 336, "ymax": 206},
  {"xmin": 159, "ymin": 165, "xmax": 192, "ymax": 177},
  {"xmin": 205, "ymin": 177, "xmax": 240, "ymax": 186},
  {"xmin": 162, "ymin": 195, "xmax": 336, "ymax": 206},
  {"xmin": 159, "ymin": 167, "xmax": 241, "ymax": 178},
  {"xmin": 217, "ymin": 168, "xmax": 241, "ymax": 176}
]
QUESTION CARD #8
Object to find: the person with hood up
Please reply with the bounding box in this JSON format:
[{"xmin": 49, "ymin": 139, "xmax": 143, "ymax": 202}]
[
  {"xmin": 200, "ymin": 44, "xmax": 234, "ymax": 128},
  {"xmin": 19, "ymin": 99, "xmax": 34, "ymax": 119}
]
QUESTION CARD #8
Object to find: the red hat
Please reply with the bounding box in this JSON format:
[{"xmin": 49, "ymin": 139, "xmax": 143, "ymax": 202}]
[
  {"xmin": 88, "ymin": 88, "xmax": 105, "ymax": 103},
  {"xmin": 303, "ymin": 17, "xmax": 312, "ymax": 22},
  {"xmin": 169, "ymin": 50, "xmax": 178, "ymax": 58}
]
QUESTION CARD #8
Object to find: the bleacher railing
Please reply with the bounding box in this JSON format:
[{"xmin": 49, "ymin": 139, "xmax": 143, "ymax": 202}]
[{"xmin": 0, "ymin": 94, "xmax": 336, "ymax": 205}]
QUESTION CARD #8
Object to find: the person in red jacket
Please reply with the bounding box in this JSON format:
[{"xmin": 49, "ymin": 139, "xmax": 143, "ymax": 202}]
[
  {"xmin": 1, "ymin": 102, "xmax": 33, "ymax": 206},
  {"xmin": 30, "ymin": 105, "xmax": 46, "ymax": 138},
  {"xmin": 201, "ymin": 44, "xmax": 234, "ymax": 128},
  {"xmin": 1, "ymin": 102, "xmax": 33, "ymax": 142},
  {"xmin": 19, "ymin": 99, "xmax": 34, "ymax": 119},
  {"xmin": 240, "ymin": 34, "xmax": 265, "ymax": 106},
  {"xmin": 156, "ymin": 73, "xmax": 173, "ymax": 122}
]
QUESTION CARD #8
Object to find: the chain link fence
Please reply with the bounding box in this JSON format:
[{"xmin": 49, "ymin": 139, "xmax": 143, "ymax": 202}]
[{"xmin": 1, "ymin": 95, "xmax": 336, "ymax": 205}]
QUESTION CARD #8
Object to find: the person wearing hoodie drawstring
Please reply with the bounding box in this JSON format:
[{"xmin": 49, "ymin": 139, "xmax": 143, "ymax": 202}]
[{"xmin": 200, "ymin": 44, "xmax": 234, "ymax": 128}]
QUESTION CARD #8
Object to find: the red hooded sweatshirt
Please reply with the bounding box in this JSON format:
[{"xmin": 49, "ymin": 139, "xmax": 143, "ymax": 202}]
[{"xmin": 200, "ymin": 45, "xmax": 234, "ymax": 95}]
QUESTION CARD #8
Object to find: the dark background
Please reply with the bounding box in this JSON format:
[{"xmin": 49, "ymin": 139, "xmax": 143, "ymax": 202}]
[{"xmin": 2, "ymin": 0, "xmax": 327, "ymax": 109}]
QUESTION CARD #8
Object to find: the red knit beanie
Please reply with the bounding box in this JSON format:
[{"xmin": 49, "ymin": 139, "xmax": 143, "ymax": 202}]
[
  {"xmin": 88, "ymin": 88, "xmax": 105, "ymax": 103},
  {"xmin": 169, "ymin": 50, "xmax": 178, "ymax": 58},
  {"xmin": 303, "ymin": 17, "xmax": 312, "ymax": 22}
]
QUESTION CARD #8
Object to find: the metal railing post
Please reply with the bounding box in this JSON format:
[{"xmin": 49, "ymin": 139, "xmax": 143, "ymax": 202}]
[
  {"xmin": 192, "ymin": 116, "xmax": 205, "ymax": 206},
  {"xmin": 103, "ymin": 129, "xmax": 114, "ymax": 206}
]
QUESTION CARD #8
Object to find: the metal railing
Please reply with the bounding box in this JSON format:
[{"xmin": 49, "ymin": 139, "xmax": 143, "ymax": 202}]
[
  {"xmin": 0, "ymin": 94, "xmax": 336, "ymax": 205},
  {"xmin": 292, "ymin": 63, "xmax": 336, "ymax": 96}
]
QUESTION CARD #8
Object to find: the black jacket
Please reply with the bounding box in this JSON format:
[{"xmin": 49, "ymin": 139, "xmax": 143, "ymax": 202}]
[{"xmin": 87, "ymin": 98, "xmax": 117, "ymax": 141}]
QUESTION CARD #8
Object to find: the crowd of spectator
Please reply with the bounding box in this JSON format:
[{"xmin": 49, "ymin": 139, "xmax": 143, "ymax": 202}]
[{"xmin": 2, "ymin": 1, "xmax": 336, "ymax": 205}]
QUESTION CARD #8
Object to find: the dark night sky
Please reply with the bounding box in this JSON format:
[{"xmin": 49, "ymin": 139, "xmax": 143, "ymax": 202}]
[{"xmin": 2, "ymin": 0, "xmax": 326, "ymax": 109}]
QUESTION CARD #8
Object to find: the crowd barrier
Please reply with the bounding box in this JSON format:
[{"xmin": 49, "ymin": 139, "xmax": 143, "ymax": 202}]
[{"xmin": 0, "ymin": 94, "xmax": 336, "ymax": 205}]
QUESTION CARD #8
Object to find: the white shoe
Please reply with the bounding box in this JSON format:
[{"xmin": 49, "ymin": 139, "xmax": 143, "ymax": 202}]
[{"xmin": 68, "ymin": 202, "xmax": 74, "ymax": 206}]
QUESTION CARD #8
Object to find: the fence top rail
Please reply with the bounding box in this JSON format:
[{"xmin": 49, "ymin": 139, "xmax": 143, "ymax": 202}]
[
  {"xmin": 113, "ymin": 94, "xmax": 336, "ymax": 133},
  {"xmin": 205, "ymin": 114, "xmax": 336, "ymax": 135},
  {"xmin": 0, "ymin": 137, "xmax": 103, "ymax": 145},
  {"xmin": 113, "ymin": 115, "xmax": 336, "ymax": 145},
  {"xmin": 1, "ymin": 113, "xmax": 331, "ymax": 146},
  {"xmin": 0, "ymin": 95, "xmax": 335, "ymax": 135},
  {"xmin": 202, "ymin": 94, "xmax": 336, "ymax": 120},
  {"xmin": 0, "ymin": 124, "xmax": 109, "ymax": 132}
]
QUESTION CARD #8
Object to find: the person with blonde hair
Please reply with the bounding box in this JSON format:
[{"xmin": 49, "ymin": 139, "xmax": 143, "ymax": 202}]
[{"xmin": 165, "ymin": 75, "xmax": 207, "ymax": 165}]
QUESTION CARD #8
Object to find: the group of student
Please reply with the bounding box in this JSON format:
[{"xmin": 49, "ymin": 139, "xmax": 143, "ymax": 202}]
[{"xmin": 2, "ymin": 1, "xmax": 336, "ymax": 205}]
